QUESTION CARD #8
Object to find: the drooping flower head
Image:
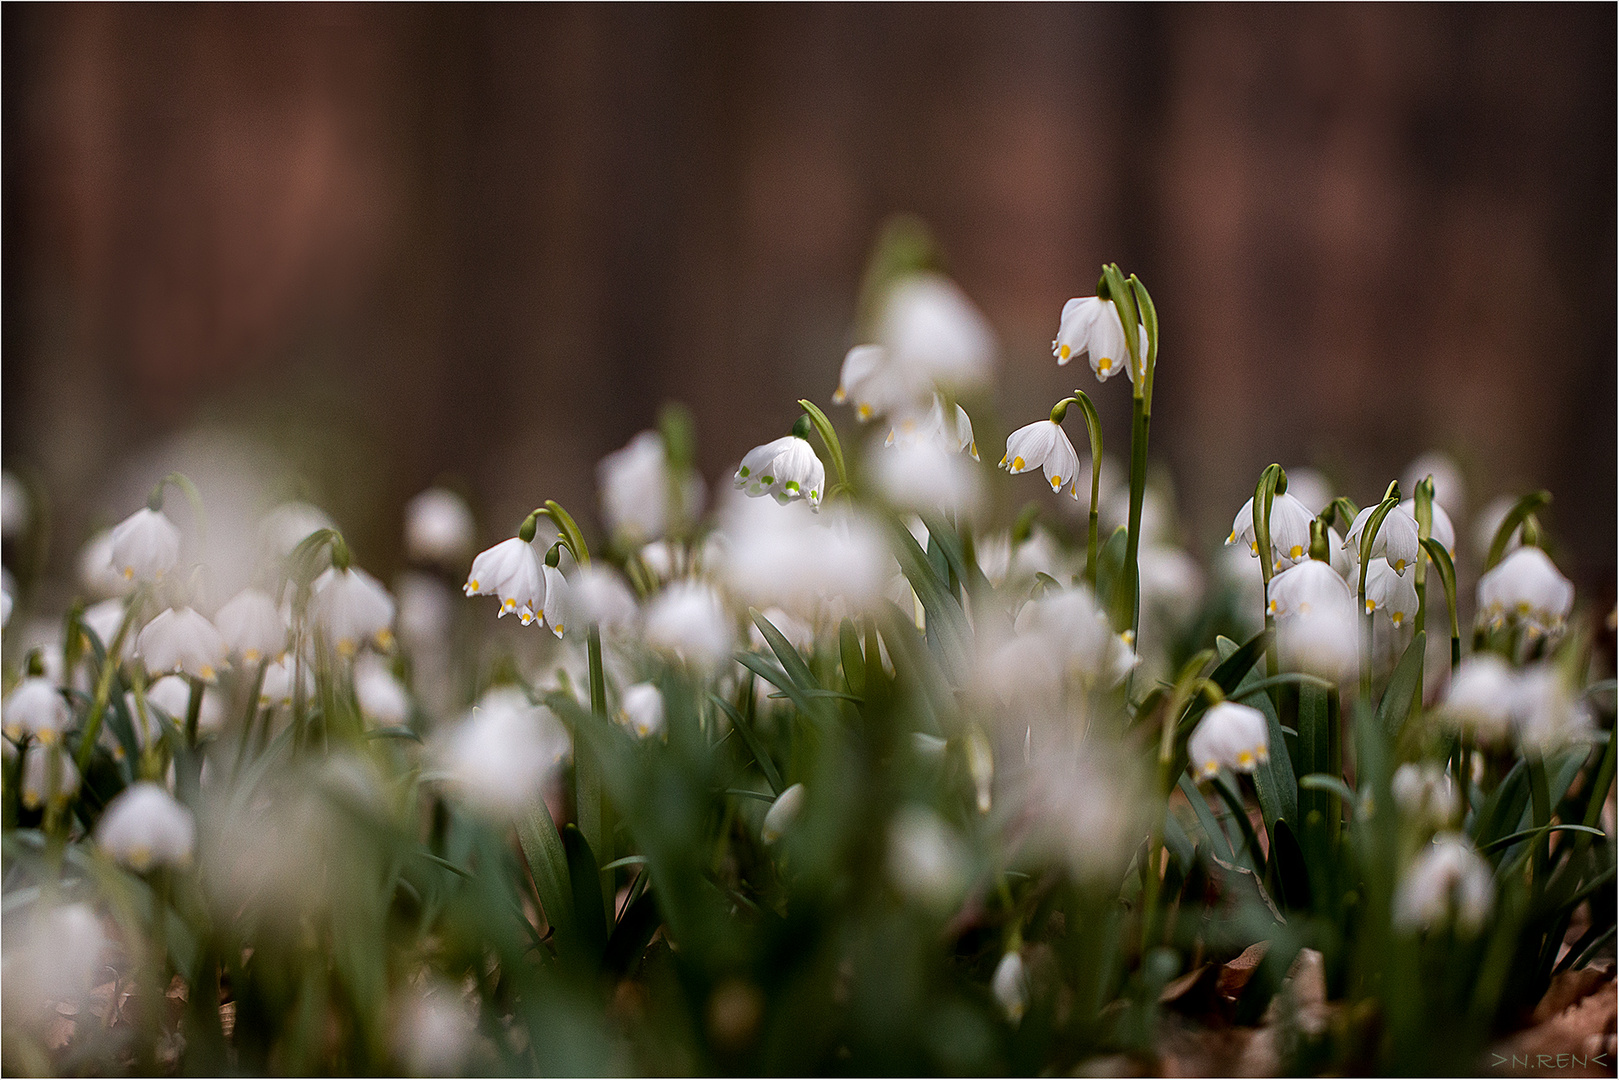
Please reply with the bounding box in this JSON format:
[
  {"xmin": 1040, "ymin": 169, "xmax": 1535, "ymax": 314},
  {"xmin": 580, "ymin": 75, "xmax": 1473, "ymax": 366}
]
[
  {"xmin": 135, "ymin": 607, "xmax": 229, "ymax": 682},
  {"xmin": 1344, "ymin": 502, "xmax": 1421, "ymax": 576},
  {"xmin": 310, "ymin": 567, "xmax": 396, "ymax": 656},
  {"xmin": 405, "ymin": 488, "xmax": 476, "ymax": 568},
  {"xmin": 1053, "ymin": 296, "xmax": 1134, "ymax": 382},
  {"xmin": 3, "ymin": 677, "xmax": 71, "ymax": 745},
  {"xmin": 1477, "ymin": 546, "xmax": 1574, "ymax": 637},
  {"xmin": 1000, "ymin": 420, "xmax": 1082, "ymax": 499},
  {"xmin": 214, "ymin": 587, "xmax": 288, "ymax": 662},
  {"xmin": 95, "ymin": 782, "xmax": 196, "ymax": 871},
  {"xmin": 1393, "ymin": 834, "xmax": 1493, "ymax": 935},
  {"xmin": 1228, "ymin": 492, "xmax": 1317, "ymax": 572},
  {"xmin": 616, "ymin": 682, "xmax": 665, "ymax": 740},
  {"xmin": 464, "ymin": 537, "xmax": 545, "ymax": 624},
  {"xmin": 1187, "ymin": 702, "xmax": 1270, "ymax": 779},
  {"xmin": 734, "ymin": 423, "xmax": 825, "ymax": 509},
  {"xmin": 108, "ymin": 507, "xmax": 182, "ymax": 583},
  {"xmin": 598, "ymin": 430, "xmax": 704, "ymax": 544}
]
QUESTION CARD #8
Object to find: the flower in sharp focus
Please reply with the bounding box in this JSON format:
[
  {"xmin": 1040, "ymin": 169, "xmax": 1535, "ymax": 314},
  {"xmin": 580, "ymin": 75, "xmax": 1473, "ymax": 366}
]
[
  {"xmin": 1227, "ymin": 492, "xmax": 1317, "ymax": 571},
  {"xmin": 95, "ymin": 782, "xmax": 196, "ymax": 871},
  {"xmin": 311, "ymin": 566, "xmax": 397, "ymax": 655},
  {"xmin": 1477, "ymin": 547, "xmax": 1574, "ymax": 636},
  {"xmin": 761, "ymin": 782, "xmax": 806, "ymax": 844},
  {"xmin": 539, "ymin": 564, "xmax": 570, "ymax": 637},
  {"xmin": 1267, "ymin": 559, "xmax": 1352, "ymax": 618},
  {"xmin": 992, "ymin": 952, "xmax": 1029, "ymax": 1024},
  {"xmin": 1000, "ymin": 420, "xmax": 1082, "ymax": 499},
  {"xmin": 3, "ymin": 677, "xmax": 70, "ymax": 745},
  {"xmin": 1344, "ymin": 503, "xmax": 1420, "ymax": 576},
  {"xmin": 464, "ymin": 537, "xmax": 545, "ymax": 624},
  {"xmin": 1392, "ymin": 763, "xmax": 1458, "ymax": 830},
  {"xmin": 1053, "ymin": 295, "xmax": 1133, "ymax": 382},
  {"xmin": 735, "ymin": 434, "xmax": 825, "ymax": 509},
  {"xmin": 405, "ymin": 488, "xmax": 477, "ymax": 568},
  {"xmin": 644, "ymin": 582, "xmax": 736, "ymax": 673},
  {"xmin": 214, "ymin": 587, "xmax": 288, "ymax": 662},
  {"xmin": 108, "ymin": 507, "xmax": 182, "ymax": 583},
  {"xmin": 1393, "ymin": 834, "xmax": 1493, "ymax": 935},
  {"xmin": 1187, "ymin": 702, "xmax": 1270, "ymax": 779},
  {"xmin": 616, "ymin": 682, "xmax": 665, "ymax": 740},
  {"xmin": 1438, "ymin": 653, "xmax": 1517, "ymax": 744},
  {"xmin": 21, "ymin": 745, "xmax": 80, "ymax": 809},
  {"xmin": 135, "ymin": 607, "xmax": 229, "ymax": 681},
  {"xmin": 1362, "ymin": 558, "xmax": 1420, "ymax": 629}
]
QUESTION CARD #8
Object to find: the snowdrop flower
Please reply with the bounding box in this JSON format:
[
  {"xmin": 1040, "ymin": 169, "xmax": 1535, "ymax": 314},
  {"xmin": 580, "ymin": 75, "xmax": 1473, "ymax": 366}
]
[
  {"xmin": 645, "ymin": 582, "xmax": 735, "ymax": 672},
  {"xmin": 95, "ymin": 782, "xmax": 196, "ymax": 871},
  {"xmin": 78, "ymin": 529, "xmax": 135, "ymax": 599},
  {"xmin": 259, "ymin": 656, "xmax": 313, "ymax": 709},
  {"xmin": 1477, "ymin": 547, "xmax": 1574, "ymax": 636},
  {"xmin": 1053, "ymin": 295, "xmax": 1133, "ymax": 382},
  {"xmin": 311, "ymin": 566, "xmax": 396, "ymax": 655},
  {"xmin": 877, "ymin": 272, "xmax": 995, "ymax": 394},
  {"xmin": 3, "ymin": 677, "xmax": 70, "ymax": 745},
  {"xmin": 260, "ymin": 501, "xmax": 337, "ymax": 562},
  {"xmin": 1344, "ymin": 503, "xmax": 1420, "ymax": 576},
  {"xmin": 1000, "ymin": 420, "xmax": 1082, "ymax": 499},
  {"xmin": 1011, "ymin": 584, "xmax": 1139, "ymax": 691},
  {"xmin": 215, "ymin": 587, "xmax": 288, "ymax": 662},
  {"xmin": 761, "ymin": 782, "xmax": 806, "ymax": 844},
  {"xmin": 355, "ymin": 655, "xmax": 411, "ymax": 727},
  {"xmin": 1511, "ymin": 665, "xmax": 1595, "ymax": 753},
  {"xmin": 639, "ymin": 540, "xmax": 677, "ymax": 582},
  {"xmin": 616, "ymin": 682, "xmax": 665, "ymax": 740},
  {"xmin": 1393, "ymin": 834, "xmax": 1493, "ymax": 935},
  {"xmin": 873, "ymin": 436, "xmax": 983, "ymax": 516},
  {"xmin": 885, "ymin": 396, "xmax": 979, "ymax": 460},
  {"xmin": 1400, "ymin": 497, "xmax": 1456, "ymax": 555},
  {"xmin": 887, "ymin": 805, "xmax": 967, "ymax": 910},
  {"xmin": 405, "ymin": 488, "xmax": 476, "ymax": 568},
  {"xmin": 21, "ymin": 745, "xmax": 79, "ymax": 809},
  {"xmin": 1267, "ymin": 559, "xmax": 1352, "ymax": 618},
  {"xmin": 108, "ymin": 506, "xmax": 182, "ymax": 583},
  {"xmin": 393, "ymin": 980, "xmax": 479, "ymax": 1077},
  {"xmin": 1363, "ymin": 558, "xmax": 1420, "ymax": 628},
  {"xmin": 2, "ymin": 903, "xmax": 108, "ymax": 1027},
  {"xmin": 735, "ymin": 429, "xmax": 825, "ymax": 509},
  {"xmin": 833, "ymin": 343, "xmax": 886, "ymax": 414},
  {"xmin": 82, "ymin": 598, "xmax": 127, "ymax": 656},
  {"xmin": 569, "ymin": 565, "xmax": 640, "ymax": 633},
  {"xmin": 436, "ymin": 689, "xmax": 570, "ymax": 818},
  {"xmin": 598, "ymin": 430, "xmax": 703, "ymax": 544},
  {"xmin": 1278, "ymin": 593, "xmax": 1359, "ymax": 683},
  {"xmin": 142, "ymin": 674, "xmax": 225, "ymax": 735},
  {"xmin": 1392, "ymin": 763, "xmax": 1458, "ymax": 829},
  {"xmin": 717, "ymin": 494, "xmax": 891, "ymax": 620},
  {"xmin": 1439, "ymin": 654, "xmax": 1517, "ymax": 743},
  {"xmin": 464, "ymin": 537, "xmax": 545, "ymax": 623},
  {"xmin": 1283, "ymin": 468, "xmax": 1333, "ymax": 517},
  {"xmin": 1187, "ymin": 702, "xmax": 1270, "ymax": 779},
  {"xmin": 136, "ymin": 607, "xmax": 229, "ymax": 681},
  {"xmin": 992, "ymin": 952, "xmax": 1029, "ymax": 1024},
  {"xmin": 0, "ymin": 470, "xmax": 28, "ymax": 538},
  {"xmin": 1228, "ymin": 492, "xmax": 1317, "ymax": 571}
]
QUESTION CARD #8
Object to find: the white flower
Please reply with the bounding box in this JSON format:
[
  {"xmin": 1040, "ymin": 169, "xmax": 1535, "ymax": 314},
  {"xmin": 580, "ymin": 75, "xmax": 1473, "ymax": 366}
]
[
  {"xmin": 1399, "ymin": 497, "xmax": 1456, "ymax": 555},
  {"xmin": 3, "ymin": 678, "xmax": 70, "ymax": 745},
  {"xmin": 1, "ymin": 471, "xmax": 29, "ymax": 539},
  {"xmin": 616, "ymin": 682, "xmax": 665, "ymax": 740},
  {"xmin": 3, "ymin": 903, "xmax": 108, "ymax": 1025},
  {"xmin": 393, "ymin": 980, "xmax": 479, "ymax": 1077},
  {"xmin": 536, "ymin": 564, "xmax": 570, "ymax": 638},
  {"xmin": 1344, "ymin": 503, "xmax": 1420, "ymax": 576},
  {"xmin": 108, "ymin": 507, "xmax": 182, "ymax": 583},
  {"xmin": 95, "ymin": 782, "xmax": 196, "ymax": 871},
  {"xmin": 887, "ymin": 804, "xmax": 967, "ymax": 910},
  {"xmin": 644, "ymin": 582, "xmax": 735, "ymax": 672},
  {"xmin": 885, "ymin": 396, "xmax": 979, "ymax": 461},
  {"xmin": 1393, "ymin": 834, "xmax": 1493, "ymax": 935},
  {"xmin": 1227, "ymin": 492, "xmax": 1317, "ymax": 571},
  {"xmin": 464, "ymin": 537, "xmax": 545, "ymax": 623},
  {"xmin": 397, "ymin": 571, "xmax": 456, "ymax": 651},
  {"xmin": 872, "ymin": 435, "xmax": 983, "ymax": 516},
  {"xmin": 735, "ymin": 436, "xmax": 796, "ymax": 498},
  {"xmin": 310, "ymin": 567, "xmax": 396, "ymax": 655},
  {"xmin": 735, "ymin": 435, "xmax": 826, "ymax": 509},
  {"xmin": 435, "ymin": 688, "xmax": 570, "ymax": 818},
  {"xmin": 1283, "ymin": 467, "xmax": 1333, "ymax": 516},
  {"xmin": 260, "ymin": 502, "xmax": 336, "ymax": 560},
  {"xmin": 1363, "ymin": 558, "xmax": 1420, "ymax": 629},
  {"xmin": 1187, "ymin": 702, "xmax": 1270, "ymax": 779},
  {"xmin": 1267, "ymin": 559, "xmax": 1352, "ymax": 618},
  {"xmin": 1477, "ymin": 547, "xmax": 1574, "ymax": 636},
  {"xmin": 833, "ymin": 343, "xmax": 887, "ymax": 414},
  {"xmin": 135, "ymin": 607, "xmax": 229, "ymax": 681},
  {"xmin": 1392, "ymin": 763, "xmax": 1458, "ymax": 829},
  {"xmin": 1439, "ymin": 654, "xmax": 1517, "ymax": 743},
  {"xmin": 639, "ymin": 540, "xmax": 677, "ymax": 582},
  {"xmin": 761, "ymin": 782, "xmax": 806, "ymax": 844},
  {"xmin": 1053, "ymin": 296, "xmax": 1132, "ymax": 382},
  {"xmin": 1403, "ymin": 452, "xmax": 1466, "ymax": 518},
  {"xmin": 1511, "ymin": 665, "xmax": 1596, "ymax": 753},
  {"xmin": 21, "ymin": 745, "xmax": 79, "ymax": 809},
  {"xmin": 141, "ymin": 674, "xmax": 225, "ymax": 735},
  {"xmin": 355, "ymin": 655, "xmax": 411, "ymax": 727},
  {"xmin": 405, "ymin": 488, "xmax": 476, "ymax": 567},
  {"xmin": 259, "ymin": 656, "xmax": 313, "ymax": 708},
  {"xmin": 992, "ymin": 952, "xmax": 1029, "ymax": 1024},
  {"xmin": 214, "ymin": 587, "xmax": 288, "ymax": 662},
  {"xmin": 877, "ymin": 273, "xmax": 995, "ymax": 394},
  {"xmin": 1000, "ymin": 420, "xmax": 1082, "ymax": 499},
  {"xmin": 1278, "ymin": 593, "xmax": 1359, "ymax": 683},
  {"xmin": 569, "ymin": 565, "xmax": 640, "ymax": 632},
  {"xmin": 82, "ymin": 598, "xmax": 127, "ymax": 656},
  {"xmin": 1010, "ymin": 584, "xmax": 1139, "ymax": 691},
  {"xmin": 1, "ymin": 584, "xmax": 10, "ymax": 629},
  {"xmin": 598, "ymin": 430, "xmax": 703, "ymax": 544},
  {"xmin": 716, "ymin": 493, "xmax": 891, "ymax": 621},
  {"xmin": 78, "ymin": 530, "xmax": 134, "ymax": 599}
]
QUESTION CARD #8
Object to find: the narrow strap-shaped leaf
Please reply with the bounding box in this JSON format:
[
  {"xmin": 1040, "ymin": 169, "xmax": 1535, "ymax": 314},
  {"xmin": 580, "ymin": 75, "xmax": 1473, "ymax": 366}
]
[
  {"xmin": 709, "ymin": 692, "xmax": 782, "ymax": 795},
  {"xmin": 603, "ymin": 886, "xmax": 661, "ymax": 977},
  {"xmin": 1211, "ymin": 629, "xmax": 1272, "ymax": 695},
  {"xmin": 1299, "ymin": 773, "xmax": 1358, "ymax": 806},
  {"xmin": 920, "ymin": 512, "xmax": 991, "ymax": 597},
  {"xmin": 1214, "ymin": 773, "xmax": 1267, "ymax": 874},
  {"xmin": 515, "ymin": 800, "xmax": 573, "ymax": 939},
  {"xmin": 1478, "ymin": 822, "xmax": 1606, "ymax": 854},
  {"xmin": 563, "ymin": 823, "xmax": 609, "ymax": 953},
  {"xmin": 1420, "ymin": 537, "xmax": 1461, "ymax": 669},
  {"xmin": 839, "ymin": 618, "xmax": 865, "ymax": 697},
  {"xmin": 751, "ymin": 609, "xmax": 823, "ymax": 697},
  {"xmin": 884, "ymin": 516, "xmax": 970, "ymax": 673},
  {"xmin": 1176, "ymin": 773, "xmax": 1234, "ymax": 863},
  {"xmin": 1377, "ymin": 630, "xmax": 1427, "ymax": 737},
  {"xmin": 734, "ymin": 650, "xmax": 825, "ymax": 728},
  {"xmin": 797, "ymin": 399, "xmax": 849, "ymax": 492}
]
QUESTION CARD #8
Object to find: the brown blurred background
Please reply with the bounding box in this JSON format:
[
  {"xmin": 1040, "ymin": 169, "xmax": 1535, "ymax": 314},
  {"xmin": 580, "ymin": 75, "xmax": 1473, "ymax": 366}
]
[{"xmin": 3, "ymin": 5, "xmax": 1614, "ymax": 604}]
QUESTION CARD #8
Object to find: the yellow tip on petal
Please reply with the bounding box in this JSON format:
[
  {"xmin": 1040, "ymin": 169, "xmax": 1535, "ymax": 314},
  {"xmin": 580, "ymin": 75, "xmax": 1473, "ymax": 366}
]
[
  {"xmin": 1237, "ymin": 751, "xmax": 1253, "ymax": 767},
  {"xmin": 1012, "ymin": 456, "xmax": 1025, "ymax": 471},
  {"xmin": 122, "ymin": 567, "xmax": 134, "ymax": 580},
  {"xmin": 1097, "ymin": 356, "xmax": 1112, "ymax": 373},
  {"xmin": 1059, "ymin": 344, "xmax": 1071, "ymax": 360},
  {"xmin": 1392, "ymin": 612, "xmax": 1405, "ymax": 626},
  {"xmin": 551, "ymin": 624, "xmax": 564, "ymax": 638},
  {"xmin": 1050, "ymin": 475, "xmax": 1061, "ymax": 490},
  {"xmin": 857, "ymin": 403, "xmax": 872, "ymax": 420},
  {"xmin": 1394, "ymin": 559, "xmax": 1407, "ymax": 573},
  {"xmin": 199, "ymin": 666, "xmax": 215, "ymax": 680},
  {"xmin": 1289, "ymin": 544, "xmax": 1303, "ymax": 559}
]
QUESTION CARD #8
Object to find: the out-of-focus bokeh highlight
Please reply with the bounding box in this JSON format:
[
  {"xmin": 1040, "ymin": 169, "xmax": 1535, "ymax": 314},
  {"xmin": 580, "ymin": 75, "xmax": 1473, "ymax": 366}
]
[{"xmin": 4, "ymin": 5, "xmax": 1613, "ymax": 605}]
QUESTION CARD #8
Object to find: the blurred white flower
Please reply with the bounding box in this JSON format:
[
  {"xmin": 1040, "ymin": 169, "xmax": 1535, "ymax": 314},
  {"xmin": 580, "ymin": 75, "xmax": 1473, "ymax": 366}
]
[
  {"xmin": 1278, "ymin": 593, "xmax": 1359, "ymax": 683},
  {"xmin": 1, "ymin": 902, "xmax": 108, "ymax": 1028},
  {"xmin": 1511, "ymin": 664, "xmax": 1595, "ymax": 753},
  {"xmin": 259, "ymin": 656, "xmax": 314, "ymax": 709},
  {"xmin": 884, "ymin": 396, "xmax": 979, "ymax": 461},
  {"xmin": 1393, "ymin": 834, "xmax": 1493, "ymax": 935},
  {"xmin": 1, "ymin": 583, "xmax": 10, "ymax": 629},
  {"xmin": 393, "ymin": 979, "xmax": 480, "ymax": 1076},
  {"xmin": 0, "ymin": 471, "xmax": 29, "ymax": 539},
  {"xmin": 1228, "ymin": 492, "xmax": 1317, "ymax": 572},
  {"xmin": 1021, "ymin": 741, "xmax": 1144, "ymax": 883},
  {"xmin": 569, "ymin": 565, "xmax": 640, "ymax": 633},
  {"xmin": 1267, "ymin": 558, "xmax": 1351, "ymax": 619},
  {"xmin": 887, "ymin": 804, "xmax": 967, "ymax": 910},
  {"xmin": 1399, "ymin": 497, "xmax": 1456, "ymax": 555},
  {"xmin": 96, "ymin": 781, "xmax": 196, "ymax": 871},
  {"xmin": 598, "ymin": 430, "xmax": 703, "ymax": 544},
  {"xmin": 717, "ymin": 494, "xmax": 890, "ymax": 620},
  {"xmin": 877, "ymin": 272, "xmax": 995, "ymax": 396},
  {"xmin": 311, "ymin": 567, "xmax": 396, "ymax": 655},
  {"xmin": 645, "ymin": 582, "xmax": 735, "ymax": 672},
  {"xmin": 464, "ymin": 537, "xmax": 545, "ymax": 624},
  {"xmin": 1053, "ymin": 295, "xmax": 1132, "ymax": 382},
  {"xmin": 992, "ymin": 951, "xmax": 1029, "ymax": 1024},
  {"xmin": 1344, "ymin": 503, "xmax": 1420, "ymax": 576},
  {"xmin": 1283, "ymin": 467, "xmax": 1333, "ymax": 517},
  {"xmin": 1000, "ymin": 420, "xmax": 1081, "ymax": 499},
  {"xmin": 135, "ymin": 607, "xmax": 229, "ymax": 682},
  {"xmin": 141, "ymin": 674, "xmax": 225, "ymax": 735},
  {"xmin": 1011, "ymin": 584, "xmax": 1138, "ymax": 691},
  {"xmin": 355, "ymin": 655, "xmax": 411, "ymax": 727},
  {"xmin": 78, "ymin": 529, "xmax": 135, "ymax": 599},
  {"xmin": 735, "ymin": 435, "xmax": 825, "ymax": 509},
  {"xmin": 215, "ymin": 587, "xmax": 288, "ymax": 662},
  {"xmin": 405, "ymin": 488, "xmax": 476, "ymax": 568},
  {"xmin": 109, "ymin": 506, "xmax": 182, "ymax": 583},
  {"xmin": 260, "ymin": 502, "xmax": 336, "ymax": 561},
  {"xmin": 1439, "ymin": 653, "xmax": 1517, "ymax": 744},
  {"xmin": 396, "ymin": 572, "xmax": 457, "ymax": 651},
  {"xmin": 873, "ymin": 436, "xmax": 983, "ymax": 516},
  {"xmin": 1477, "ymin": 547, "xmax": 1574, "ymax": 636},
  {"xmin": 1403, "ymin": 452, "xmax": 1466, "ymax": 519},
  {"xmin": 3, "ymin": 677, "xmax": 70, "ymax": 745},
  {"xmin": 82, "ymin": 598, "xmax": 127, "ymax": 657},
  {"xmin": 616, "ymin": 682, "xmax": 665, "ymax": 740},
  {"xmin": 1392, "ymin": 763, "xmax": 1457, "ymax": 829},
  {"xmin": 1187, "ymin": 702, "xmax": 1270, "ymax": 779},
  {"xmin": 1363, "ymin": 558, "xmax": 1419, "ymax": 629},
  {"xmin": 832, "ymin": 343, "xmax": 887, "ymax": 417},
  {"xmin": 21, "ymin": 744, "xmax": 80, "ymax": 809},
  {"xmin": 436, "ymin": 688, "xmax": 570, "ymax": 818},
  {"xmin": 761, "ymin": 782, "xmax": 806, "ymax": 844}
]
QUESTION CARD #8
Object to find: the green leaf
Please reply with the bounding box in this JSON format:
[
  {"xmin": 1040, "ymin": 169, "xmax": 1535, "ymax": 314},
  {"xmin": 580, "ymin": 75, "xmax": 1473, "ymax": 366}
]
[
  {"xmin": 1420, "ymin": 538, "xmax": 1461, "ymax": 668},
  {"xmin": 1269, "ymin": 819, "xmax": 1312, "ymax": 911},
  {"xmin": 798, "ymin": 399, "xmax": 849, "ymax": 492},
  {"xmin": 709, "ymin": 692, "xmax": 782, "ymax": 795},
  {"xmin": 921, "ymin": 512, "xmax": 991, "ymax": 597},
  {"xmin": 516, "ymin": 800, "xmax": 574, "ymax": 939},
  {"xmin": 1177, "ymin": 773, "xmax": 1235, "ymax": 863},
  {"xmin": 1210, "ymin": 630, "xmax": 1272, "ymax": 696},
  {"xmin": 839, "ymin": 618, "xmax": 865, "ymax": 697},
  {"xmin": 603, "ymin": 886, "xmax": 661, "ymax": 977},
  {"xmin": 1377, "ymin": 630, "xmax": 1427, "ymax": 738},
  {"xmin": 1296, "ymin": 680, "xmax": 1334, "ymax": 860},
  {"xmin": 1484, "ymin": 490, "xmax": 1552, "ymax": 572},
  {"xmin": 563, "ymin": 823, "xmax": 609, "ymax": 955},
  {"xmin": 884, "ymin": 516, "xmax": 971, "ymax": 673},
  {"xmin": 735, "ymin": 651, "xmax": 824, "ymax": 728},
  {"xmin": 1478, "ymin": 823, "xmax": 1606, "ymax": 854},
  {"xmin": 1094, "ymin": 525, "xmax": 1129, "ymax": 619},
  {"xmin": 1299, "ymin": 773, "xmax": 1359, "ymax": 805}
]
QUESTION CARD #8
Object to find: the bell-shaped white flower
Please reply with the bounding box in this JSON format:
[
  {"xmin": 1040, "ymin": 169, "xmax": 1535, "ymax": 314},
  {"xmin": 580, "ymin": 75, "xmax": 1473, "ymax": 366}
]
[
  {"xmin": 992, "ymin": 951, "xmax": 1029, "ymax": 1024},
  {"xmin": 435, "ymin": 688, "xmax": 570, "ymax": 818},
  {"xmin": 1477, "ymin": 547, "xmax": 1574, "ymax": 636},
  {"xmin": 887, "ymin": 804, "xmax": 968, "ymax": 910},
  {"xmin": 1278, "ymin": 593, "xmax": 1359, "ymax": 683},
  {"xmin": 873, "ymin": 436, "xmax": 983, "ymax": 516},
  {"xmin": 1009, "ymin": 584, "xmax": 1139, "ymax": 691},
  {"xmin": 877, "ymin": 272, "xmax": 996, "ymax": 394},
  {"xmin": 108, "ymin": 507, "xmax": 181, "ymax": 583},
  {"xmin": 735, "ymin": 434, "xmax": 825, "ymax": 509},
  {"xmin": 82, "ymin": 598, "xmax": 127, "ymax": 657},
  {"xmin": 79, "ymin": 529, "xmax": 135, "ymax": 600},
  {"xmin": 3, "ymin": 677, "xmax": 70, "ymax": 745},
  {"xmin": 214, "ymin": 587, "xmax": 288, "ymax": 662},
  {"xmin": 355, "ymin": 655, "xmax": 411, "ymax": 727},
  {"xmin": 21, "ymin": 745, "xmax": 80, "ymax": 809},
  {"xmin": 141, "ymin": 674, "xmax": 225, "ymax": 735},
  {"xmin": 736, "ymin": 437, "xmax": 798, "ymax": 498},
  {"xmin": 616, "ymin": 682, "xmax": 665, "ymax": 740},
  {"xmin": 644, "ymin": 582, "xmax": 735, "ymax": 672},
  {"xmin": 885, "ymin": 396, "xmax": 979, "ymax": 461},
  {"xmin": 1344, "ymin": 503, "xmax": 1420, "ymax": 575},
  {"xmin": 1399, "ymin": 497, "xmax": 1456, "ymax": 555},
  {"xmin": 135, "ymin": 607, "xmax": 229, "ymax": 681},
  {"xmin": 1053, "ymin": 295, "xmax": 1133, "ymax": 382},
  {"xmin": 833, "ymin": 344, "xmax": 885, "ymax": 412},
  {"xmin": 570, "ymin": 565, "xmax": 640, "ymax": 633},
  {"xmin": 1392, "ymin": 763, "xmax": 1458, "ymax": 829},
  {"xmin": 464, "ymin": 537, "xmax": 545, "ymax": 624},
  {"xmin": 761, "ymin": 782, "xmax": 806, "ymax": 844},
  {"xmin": 1000, "ymin": 420, "xmax": 1082, "ymax": 499},
  {"xmin": 259, "ymin": 655, "xmax": 313, "ymax": 709},
  {"xmin": 717, "ymin": 494, "xmax": 892, "ymax": 622},
  {"xmin": 1187, "ymin": 702, "xmax": 1270, "ymax": 779},
  {"xmin": 1363, "ymin": 558, "xmax": 1420, "ymax": 629},
  {"xmin": 405, "ymin": 488, "xmax": 476, "ymax": 568},
  {"xmin": 95, "ymin": 782, "xmax": 196, "ymax": 870},
  {"xmin": 598, "ymin": 430, "xmax": 704, "ymax": 544},
  {"xmin": 3, "ymin": 902, "xmax": 108, "ymax": 1023},
  {"xmin": 1228, "ymin": 492, "xmax": 1317, "ymax": 571},
  {"xmin": 538, "ymin": 564, "xmax": 569, "ymax": 638},
  {"xmin": 1267, "ymin": 559, "xmax": 1352, "ymax": 618},
  {"xmin": 1439, "ymin": 653, "xmax": 1517, "ymax": 743},
  {"xmin": 310, "ymin": 567, "xmax": 396, "ymax": 655},
  {"xmin": 1393, "ymin": 834, "xmax": 1493, "ymax": 935}
]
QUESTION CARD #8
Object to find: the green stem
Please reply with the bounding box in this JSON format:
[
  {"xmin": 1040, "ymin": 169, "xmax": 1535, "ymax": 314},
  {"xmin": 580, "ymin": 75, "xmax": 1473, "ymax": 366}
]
[
  {"xmin": 74, "ymin": 598, "xmax": 139, "ymax": 777},
  {"xmin": 231, "ymin": 659, "xmax": 270, "ymax": 782},
  {"xmin": 1120, "ymin": 394, "xmax": 1149, "ymax": 637}
]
